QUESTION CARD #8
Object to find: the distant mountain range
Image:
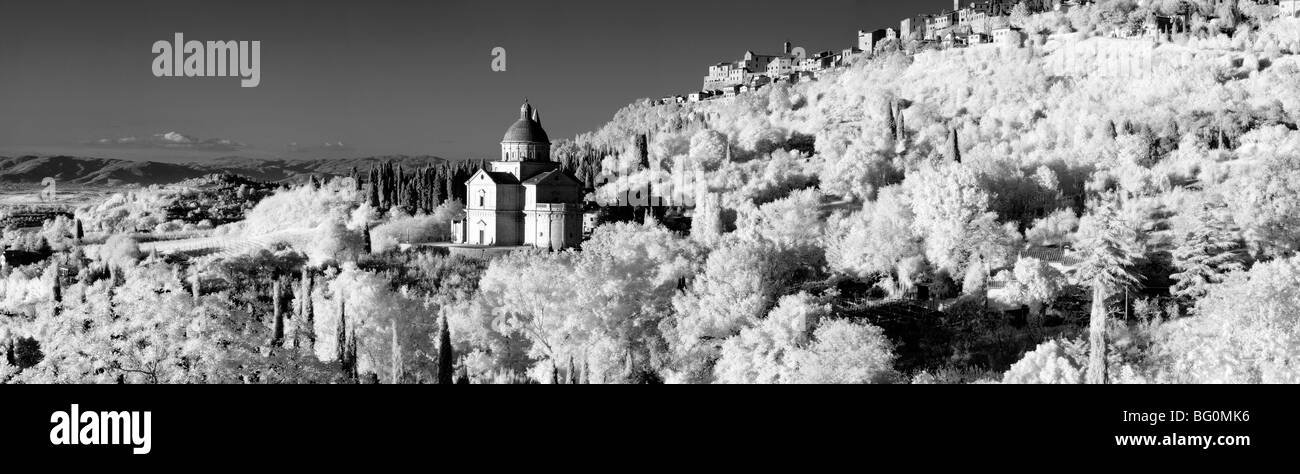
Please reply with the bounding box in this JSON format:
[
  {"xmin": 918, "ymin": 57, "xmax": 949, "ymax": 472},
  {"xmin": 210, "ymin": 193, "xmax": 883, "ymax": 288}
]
[{"xmin": 0, "ymin": 155, "xmax": 449, "ymax": 186}]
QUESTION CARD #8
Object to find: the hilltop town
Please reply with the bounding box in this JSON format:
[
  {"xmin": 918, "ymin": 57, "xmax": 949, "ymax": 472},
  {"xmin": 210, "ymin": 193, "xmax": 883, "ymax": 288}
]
[{"xmin": 652, "ymin": 0, "xmax": 1300, "ymax": 104}]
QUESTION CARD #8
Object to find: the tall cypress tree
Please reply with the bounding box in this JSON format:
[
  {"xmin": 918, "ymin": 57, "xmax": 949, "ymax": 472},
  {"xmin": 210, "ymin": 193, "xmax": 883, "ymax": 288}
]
[
  {"xmin": 568, "ymin": 355, "xmax": 579, "ymax": 385},
  {"xmin": 404, "ymin": 185, "xmax": 419, "ymax": 215},
  {"xmin": 336, "ymin": 294, "xmax": 349, "ymax": 378},
  {"xmin": 347, "ymin": 327, "xmax": 359, "ymax": 382},
  {"xmin": 885, "ymin": 100, "xmax": 896, "ymax": 139},
  {"xmin": 437, "ymin": 315, "xmax": 454, "ymax": 384},
  {"xmin": 368, "ymin": 174, "xmax": 380, "ymax": 209},
  {"xmin": 270, "ymin": 277, "xmax": 284, "ymax": 348},
  {"xmin": 362, "ymin": 223, "xmax": 372, "ymax": 254},
  {"xmin": 51, "ymin": 270, "xmax": 62, "ymax": 304},
  {"xmin": 300, "ymin": 267, "xmax": 315, "ymax": 352},
  {"xmin": 895, "ymin": 103, "xmax": 906, "ymax": 143},
  {"xmin": 430, "ymin": 173, "xmax": 444, "ymax": 210},
  {"xmin": 946, "ymin": 127, "xmax": 961, "ymax": 163},
  {"xmin": 51, "ymin": 267, "xmax": 63, "ymax": 317},
  {"xmin": 390, "ymin": 322, "xmax": 402, "ymax": 384}
]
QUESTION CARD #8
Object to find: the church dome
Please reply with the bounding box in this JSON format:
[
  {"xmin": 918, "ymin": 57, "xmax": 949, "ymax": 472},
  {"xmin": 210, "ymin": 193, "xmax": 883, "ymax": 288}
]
[{"xmin": 502, "ymin": 100, "xmax": 550, "ymax": 144}]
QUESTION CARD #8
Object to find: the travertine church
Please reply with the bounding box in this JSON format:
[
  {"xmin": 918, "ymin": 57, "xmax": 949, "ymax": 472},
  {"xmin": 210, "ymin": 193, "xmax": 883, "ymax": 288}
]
[{"xmin": 451, "ymin": 100, "xmax": 584, "ymax": 249}]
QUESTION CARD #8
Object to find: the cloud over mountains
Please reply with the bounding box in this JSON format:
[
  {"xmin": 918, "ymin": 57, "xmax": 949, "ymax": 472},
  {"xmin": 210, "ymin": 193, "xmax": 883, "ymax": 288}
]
[
  {"xmin": 88, "ymin": 131, "xmax": 246, "ymax": 151},
  {"xmin": 288, "ymin": 141, "xmax": 354, "ymax": 154}
]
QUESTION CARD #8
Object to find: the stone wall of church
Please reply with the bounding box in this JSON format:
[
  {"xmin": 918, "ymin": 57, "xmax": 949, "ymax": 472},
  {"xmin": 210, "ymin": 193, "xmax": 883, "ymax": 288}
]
[
  {"xmin": 496, "ymin": 185, "xmax": 524, "ymax": 211},
  {"xmin": 524, "ymin": 205, "xmax": 583, "ymax": 249},
  {"xmin": 468, "ymin": 180, "xmax": 524, "ymax": 212},
  {"xmin": 464, "ymin": 209, "xmax": 525, "ymax": 246},
  {"xmin": 495, "ymin": 211, "xmax": 524, "ymax": 245}
]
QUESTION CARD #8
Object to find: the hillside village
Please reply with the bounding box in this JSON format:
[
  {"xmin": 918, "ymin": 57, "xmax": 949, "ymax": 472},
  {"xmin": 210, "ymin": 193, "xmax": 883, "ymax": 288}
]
[{"xmin": 654, "ymin": 0, "xmax": 1300, "ymax": 105}]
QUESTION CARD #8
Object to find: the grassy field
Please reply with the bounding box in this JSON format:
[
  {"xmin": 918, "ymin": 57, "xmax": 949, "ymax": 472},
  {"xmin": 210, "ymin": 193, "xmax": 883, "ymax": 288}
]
[{"xmin": 0, "ymin": 183, "xmax": 120, "ymax": 210}]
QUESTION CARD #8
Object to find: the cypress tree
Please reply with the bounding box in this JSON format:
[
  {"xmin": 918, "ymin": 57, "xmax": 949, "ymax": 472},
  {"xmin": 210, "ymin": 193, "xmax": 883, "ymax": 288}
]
[
  {"xmin": 437, "ymin": 315, "xmax": 454, "ymax": 384},
  {"xmin": 895, "ymin": 103, "xmax": 906, "ymax": 144},
  {"xmin": 568, "ymin": 355, "xmax": 579, "ymax": 385},
  {"xmin": 885, "ymin": 100, "xmax": 896, "ymax": 139},
  {"xmin": 270, "ymin": 277, "xmax": 285, "ymax": 348},
  {"xmin": 368, "ymin": 174, "xmax": 380, "ymax": 209},
  {"xmin": 347, "ymin": 327, "xmax": 359, "ymax": 382},
  {"xmin": 51, "ymin": 272, "xmax": 62, "ymax": 304},
  {"xmin": 377, "ymin": 163, "xmax": 384, "ymax": 207},
  {"xmin": 336, "ymin": 294, "xmax": 349, "ymax": 377},
  {"xmin": 301, "ymin": 267, "xmax": 315, "ymax": 352},
  {"xmin": 404, "ymin": 186, "xmax": 419, "ymax": 215},
  {"xmin": 396, "ymin": 164, "xmax": 405, "ymax": 205},
  {"xmin": 431, "ymin": 168, "xmax": 441, "ymax": 207},
  {"xmin": 390, "ymin": 321, "xmax": 402, "ymax": 384},
  {"xmin": 947, "ymin": 127, "xmax": 961, "ymax": 163},
  {"xmin": 387, "ymin": 163, "xmax": 397, "ymax": 207},
  {"xmin": 363, "ymin": 223, "xmax": 372, "ymax": 254},
  {"xmin": 74, "ymin": 219, "xmax": 84, "ymax": 241},
  {"xmin": 51, "ymin": 268, "xmax": 63, "ymax": 317}
]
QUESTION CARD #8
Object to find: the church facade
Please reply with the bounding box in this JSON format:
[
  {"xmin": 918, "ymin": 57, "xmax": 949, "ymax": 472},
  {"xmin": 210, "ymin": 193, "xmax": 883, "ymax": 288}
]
[{"xmin": 451, "ymin": 100, "xmax": 585, "ymax": 249}]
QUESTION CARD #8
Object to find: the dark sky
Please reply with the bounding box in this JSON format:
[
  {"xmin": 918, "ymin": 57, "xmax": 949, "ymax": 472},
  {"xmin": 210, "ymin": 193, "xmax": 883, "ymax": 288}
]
[{"xmin": 0, "ymin": 0, "xmax": 952, "ymax": 162}]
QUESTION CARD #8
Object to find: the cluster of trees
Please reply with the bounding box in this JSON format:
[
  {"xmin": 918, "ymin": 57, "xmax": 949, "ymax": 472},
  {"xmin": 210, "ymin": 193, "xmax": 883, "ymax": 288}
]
[
  {"xmin": 357, "ymin": 160, "xmax": 483, "ymax": 215},
  {"xmin": 163, "ymin": 173, "xmax": 277, "ymax": 226},
  {"xmin": 0, "ymin": 241, "xmax": 481, "ymax": 383},
  {"xmin": 444, "ymin": 221, "xmax": 897, "ymax": 383}
]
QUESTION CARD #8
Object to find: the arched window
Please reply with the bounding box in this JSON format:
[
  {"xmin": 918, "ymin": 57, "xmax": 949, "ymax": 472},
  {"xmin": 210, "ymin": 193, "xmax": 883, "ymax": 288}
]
[{"xmin": 477, "ymin": 189, "xmax": 486, "ymax": 208}]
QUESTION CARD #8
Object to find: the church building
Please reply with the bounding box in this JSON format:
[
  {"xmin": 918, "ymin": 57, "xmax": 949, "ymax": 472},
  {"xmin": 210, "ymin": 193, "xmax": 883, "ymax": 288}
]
[{"xmin": 451, "ymin": 100, "xmax": 585, "ymax": 249}]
